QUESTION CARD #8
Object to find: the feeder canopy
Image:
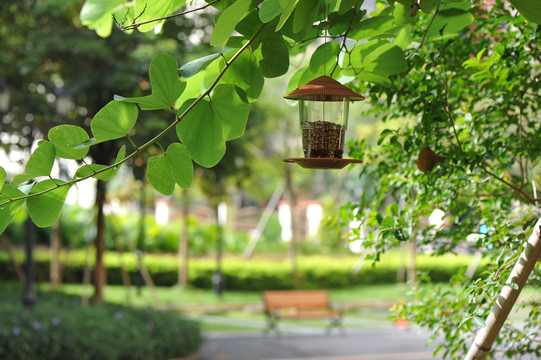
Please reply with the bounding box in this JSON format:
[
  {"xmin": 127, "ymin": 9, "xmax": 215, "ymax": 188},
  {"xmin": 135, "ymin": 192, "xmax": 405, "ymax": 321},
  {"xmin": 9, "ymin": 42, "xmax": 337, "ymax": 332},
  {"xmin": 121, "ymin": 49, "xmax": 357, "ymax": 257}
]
[{"xmin": 284, "ymin": 76, "xmax": 365, "ymax": 101}]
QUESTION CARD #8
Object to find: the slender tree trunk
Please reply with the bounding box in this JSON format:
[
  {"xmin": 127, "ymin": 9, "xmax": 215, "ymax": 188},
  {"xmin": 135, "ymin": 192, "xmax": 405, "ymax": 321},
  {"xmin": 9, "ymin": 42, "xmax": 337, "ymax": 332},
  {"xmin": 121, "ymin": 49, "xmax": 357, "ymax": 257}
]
[
  {"xmin": 285, "ymin": 166, "xmax": 300, "ymax": 289},
  {"xmin": 407, "ymin": 236, "xmax": 416, "ymax": 287},
  {"xmin": 465, "ymin": 219, "xmax": 541, "ymax": 360},
  {"xmin": 178, "ymin": 190, "xmax": 190, "ymax": 286},
  {"xmin": 93, "ymin": 179, "xmax": 107, "ymax": 303},
  {"xmin": 50, "ymin": 222, "xmax": 61, "ymax": 289},
  {"xmin": 22, "ymin": 217, "xmax": 36, "ymax": 309}
]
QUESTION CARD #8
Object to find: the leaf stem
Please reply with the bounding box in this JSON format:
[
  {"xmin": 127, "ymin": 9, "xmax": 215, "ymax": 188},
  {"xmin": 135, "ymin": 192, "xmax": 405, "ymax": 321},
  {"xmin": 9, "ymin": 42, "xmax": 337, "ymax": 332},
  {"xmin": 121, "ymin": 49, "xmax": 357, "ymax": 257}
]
[
  {"xmin": 117, "ymin": 0, "xmax": 221, "ymax": 31},
  {"xmin": 330, "ymin": 8, "xmax": 357, "ymax": 77},
  {"xmin": 418, "ymin": 3, "xmax": 440, "ymax": 49},
  {"xmin": 5, "ymin": 23, "xmax": 268, "ymax": 204}
]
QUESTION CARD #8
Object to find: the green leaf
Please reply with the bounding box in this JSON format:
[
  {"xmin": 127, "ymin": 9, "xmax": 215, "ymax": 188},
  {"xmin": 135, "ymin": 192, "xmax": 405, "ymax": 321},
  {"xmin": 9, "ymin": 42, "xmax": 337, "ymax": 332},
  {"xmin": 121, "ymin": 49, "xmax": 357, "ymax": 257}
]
[
  {"xmin": 25, "ymin": 141, "xmax": 55, "ymax": 177},
  {"xmin": 427, "ymin": 8, "xmax": 474, "ymax": 40},
  {"xmin": 276, "ymin": 0, "xmax": 300, "ymax": 31},
  {"xmin": 393, "ymin": 25, "xmax": 412, "ymax": 49},
  {"xmin": 363, "ymin": 43, "xmax": 407, "ymax": 75},
  {"xmin": 211, "ymin": 84, "xmax": 250, "ymax": 140},
  {"xmin": 117, "ymin": 53, "xmax": 185, "ymax": 110},
  {"xmin": 420, "ymin": 0, "xmax": 440, "ymax": 12},
  {"xmin": 165, "ymin": 143, "xmax": 193, "ymax": 189},
  {"xmin": 27, "ymin": 179, "xmax": 70, "ymax": 228},
  {"xmin": 508, "ymin": 0, "xmax": 541, "ymax": 23},
  {"xmin": 13, "ymin": 141, "xmax": 56, "ymax": 186},
  {"xmin": 221, "ymin": 51, "xmax": 264, "ymax": 100},
  {"xmin": 260, "ymin": 0, "xmax": 284, "ymax": 23},
  {"xmin": 309, "ymin": 42, "xmax": 340, "ymax": 74},
  {"xmin": 179, "ymin": 53, "xmax": 221, "ymax": 78},
  {"xmin": 75, "ymin": 145, "xmax": 126, "ymax": 181},
  {"xmin": 134, "ymin": 0, "xmax": 182, "ymax": 33},
  {"xmin": 91, "ymin": 101, "xmax": 138, "ymax": 142},
  {"xmin": 210, "ymin": 0, "xmax": 251, "ymax": 47},
  {"xmin": 0, "ymin": 167, "xmax": 5, "ymax": 189},
  {"xmin": 357, "ymin": 70, "xmax": 391, "ymax": 86},
  {"xmin": 339, "ymin": 0, "xmax": 363, "ymax": 15},
  {"xmin": 259, "ymin": 33, "xmax": 290, "ymax": 78},
  {"xmin": 293, "ymin": 0, "xmax": 319, "ymax": 34},
  {"xmin": 148, "ymin": 156, "xmax": 175, "ymax": 195},
  {"xmin": 349, "ymin": 15, "xmax": 395, "ymax": 40},
  {"xmin": 176, "ymin": 99, "xmax": 226, "ymax": 167},
  {"xmin": 0, "ymin": 185, "xmax": 26, "ymax": 234},
  {"xmin": 80, "ymin": 0, "xmax": 125, "ymax": 37},
  {"xmin": 473, "ymin": 315, "xmax": 486, "ymax": 328},
  {"xmin": 48, "ymin": 125, "xmax": 90, "ymax": 160}
]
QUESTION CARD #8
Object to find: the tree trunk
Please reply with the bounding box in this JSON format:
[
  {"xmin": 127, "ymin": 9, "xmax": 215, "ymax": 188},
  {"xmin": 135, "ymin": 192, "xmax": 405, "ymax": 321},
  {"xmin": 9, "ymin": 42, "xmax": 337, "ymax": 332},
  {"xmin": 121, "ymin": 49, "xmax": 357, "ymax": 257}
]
[
  {"xmin": 407, "ymin": 236, "xmax": 416, "ymax": 287},
  {"xmin": 465, "ymin": 218, "xmax": 541, "ymax": 360},
  {"xmin": 178, "ymin": 190, "xmax": 190, "ymax": 286},
  {"xmin": 50, "ymin": 222, "xmax": 62, "ymax": 289},
  {"xmin": 286, "ymin": 166, "xmax": 300, "ymax": 289},
  {"xmin": 22, "ymin": 217, "xmax": 36, "ymax": 309},
  {"xmin": 93, "ymin": 179, "xmax": 107, "ymax": 303}
]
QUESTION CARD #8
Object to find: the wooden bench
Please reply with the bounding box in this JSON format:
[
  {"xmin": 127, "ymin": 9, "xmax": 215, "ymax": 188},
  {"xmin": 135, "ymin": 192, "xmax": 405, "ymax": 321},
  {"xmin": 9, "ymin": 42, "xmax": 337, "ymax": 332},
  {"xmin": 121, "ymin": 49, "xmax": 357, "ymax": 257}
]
[{"xmin": 262, "ymin": 290, "xmax": 344, "ymax": 335}]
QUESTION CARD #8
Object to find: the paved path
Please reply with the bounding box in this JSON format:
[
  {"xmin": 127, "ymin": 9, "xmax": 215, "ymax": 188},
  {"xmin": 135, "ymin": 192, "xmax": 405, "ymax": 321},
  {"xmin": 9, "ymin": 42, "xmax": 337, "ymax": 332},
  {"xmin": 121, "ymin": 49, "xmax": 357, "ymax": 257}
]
[{"xmin": 197, "ymin": 326, "xmax": 443, "ymax": 360}]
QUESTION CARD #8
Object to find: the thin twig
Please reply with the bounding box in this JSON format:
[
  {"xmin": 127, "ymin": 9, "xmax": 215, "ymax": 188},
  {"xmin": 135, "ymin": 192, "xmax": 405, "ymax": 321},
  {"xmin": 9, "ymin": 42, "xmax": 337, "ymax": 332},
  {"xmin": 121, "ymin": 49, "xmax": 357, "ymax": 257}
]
[
  {"xmin": 117, "ymin": 0, "xmax": 221, "ymax": 31},
  {"xmin": 330, "ymin": 8, "xmax": 357, "ymax": 77},
  {"xmin": 418, "ymin": 3, "xmax": 440, "ymax": 49},
  {"xmin": 3, "ymin": 23, "xmax": 268, "ymax": 204},
  {"xmin": 478, "ymin": 162, "xmax": 536, "ymax": 204}
]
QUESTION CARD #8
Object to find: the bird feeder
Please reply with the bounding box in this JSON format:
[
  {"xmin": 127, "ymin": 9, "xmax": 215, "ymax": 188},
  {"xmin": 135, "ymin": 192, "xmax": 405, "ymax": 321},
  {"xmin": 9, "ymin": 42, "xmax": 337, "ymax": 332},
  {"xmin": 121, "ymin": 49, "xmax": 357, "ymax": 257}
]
[{"xmin": 283, "ymin": 76, "xmax": 365, "ymax": 169}]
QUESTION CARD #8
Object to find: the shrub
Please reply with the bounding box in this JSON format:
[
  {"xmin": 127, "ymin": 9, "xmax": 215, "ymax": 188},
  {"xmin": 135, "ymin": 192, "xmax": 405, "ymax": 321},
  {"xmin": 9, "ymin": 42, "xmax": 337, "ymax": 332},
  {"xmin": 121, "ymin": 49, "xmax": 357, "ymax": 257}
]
[
  {"xmin": 0, "ymin": 251, "xmax": 485, "ymax": 291},
  {"xmin": 0, "ymin": 289, "xmax": 203, "ymax": 360}
]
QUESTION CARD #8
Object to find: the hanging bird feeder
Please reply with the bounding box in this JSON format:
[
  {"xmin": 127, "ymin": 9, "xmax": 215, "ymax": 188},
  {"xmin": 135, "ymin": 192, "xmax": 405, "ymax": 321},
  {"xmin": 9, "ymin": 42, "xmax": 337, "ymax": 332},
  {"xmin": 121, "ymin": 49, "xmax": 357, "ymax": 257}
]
[{"xmin": 283, "ymin": 75, "xmax": 365, "ymax": 170}]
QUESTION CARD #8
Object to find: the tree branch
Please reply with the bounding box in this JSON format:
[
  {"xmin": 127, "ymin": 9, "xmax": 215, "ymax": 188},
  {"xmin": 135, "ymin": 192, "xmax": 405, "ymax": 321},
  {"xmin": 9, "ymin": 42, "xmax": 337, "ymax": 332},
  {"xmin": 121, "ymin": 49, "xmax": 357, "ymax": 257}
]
[
  {"xmin": 116, "ymin": 0, "xmax": 221, "ymax": 31},
  {"xmin": 418, "ymin": 3, "xmax": 440, "ymax": 49},
  {"xmin": 3, "ymin": 23, "xmax": 268, "ymax": 204},
  {"xmin": 330, "ymin": 8, "xmax": 357, "ymax": 77}
]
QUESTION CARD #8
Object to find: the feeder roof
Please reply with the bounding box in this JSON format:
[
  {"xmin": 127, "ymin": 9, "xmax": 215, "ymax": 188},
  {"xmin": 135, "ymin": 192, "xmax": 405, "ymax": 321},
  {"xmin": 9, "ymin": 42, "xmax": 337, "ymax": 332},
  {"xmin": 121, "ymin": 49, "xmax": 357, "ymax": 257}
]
[{"xmin": 284, "ymin": 75, "xmax": 365, "ymax": 101}]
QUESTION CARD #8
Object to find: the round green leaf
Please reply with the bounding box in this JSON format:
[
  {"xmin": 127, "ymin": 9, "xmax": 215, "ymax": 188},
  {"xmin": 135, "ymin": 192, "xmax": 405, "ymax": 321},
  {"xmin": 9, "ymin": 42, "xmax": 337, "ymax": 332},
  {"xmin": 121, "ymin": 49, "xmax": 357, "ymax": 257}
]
[
  {"xmin": 27, "ymin": 179, "xmax": 70, "ymax": 228},
  {"xmin": 48, "ymin": 125, "xmax": 90, "ymax": 160},
  {"xmin": 509, "ymin": 0, "xmax": 541, "ymax": 24},
  {"xmin": 13, "ymin": 141, "xmax": 56, "ymax": 186},
  {"xmin": 210, "ymin": 0, "xmax": 251, "ymax": 46},
  {"xmin": 427, "ymin": 8, "xmax": 474, "ymax": 40},
  {"xmin": 117, "ymin": 54, "xmax": 185, "ymax": 110},
  {"xmin": 91, "ymin": 101, "xmax": 138, "ymax": 142},
  {"xmin": 176, "ymin": 99, "xmax": 226, "ymax": 168},
  {"xmin": 259, "ymin": 0, "xmax": 284, "ymax": 23},
  {"xmin": 363, "ymin": 43, "xmax": 408, "ymax": 76},
  {"xmin": 165, "ymin": 143, "xmax": 193, "ymax": 189},
  {"xmin": 309, "ymin": 42, "xmax": 340, "ymax": 75},
  {"xmin": 0, "ymin": 167, "xmax": 5, "ymax": 189},
  {"xmin": 25, "ymin": 141, "xmax": 55, "ymax": 177},
  {"xmin": 211, "ymin": 84, "xmax": 250, "ymax": 140},
  {"xmin": 222, "ymin": 51, "xmax": 264, "ymax": 100},
  {"xmin": 147, "ymin": 156, "xmax": 175, "ymax": 195},
  {"xmin": 80, "ymin": 0, "xmax": 125, "ymax": 37},
  {"xmin": 259, "ymin": 33, "xmax": 290, "ymax": 78},
  {"xmin": 134, "ymin": 0, "xmax": 180, "ymax": 32},
  {"xmin": 0, "ymin": 184, "xmax": 25, "ymax": 234}
]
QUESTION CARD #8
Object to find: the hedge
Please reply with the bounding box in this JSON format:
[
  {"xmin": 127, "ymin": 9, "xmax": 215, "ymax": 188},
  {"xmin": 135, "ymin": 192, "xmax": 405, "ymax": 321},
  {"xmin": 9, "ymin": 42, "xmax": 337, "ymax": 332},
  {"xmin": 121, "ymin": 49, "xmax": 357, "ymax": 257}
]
[
  {"xmin": 0, "ymin": 286, "xmax": 203, "ymax": 360},
  {"xmin": 0, "ymin": 250, "xmax": 485, "ymax": 291}
]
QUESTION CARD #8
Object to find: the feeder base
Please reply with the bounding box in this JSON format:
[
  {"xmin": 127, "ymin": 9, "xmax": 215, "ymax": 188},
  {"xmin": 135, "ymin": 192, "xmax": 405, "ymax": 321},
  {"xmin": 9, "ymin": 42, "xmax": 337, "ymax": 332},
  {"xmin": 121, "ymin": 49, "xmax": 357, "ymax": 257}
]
[{"xmin": 283, "ymin": 158, "xmax": 362, "ymax": 170}]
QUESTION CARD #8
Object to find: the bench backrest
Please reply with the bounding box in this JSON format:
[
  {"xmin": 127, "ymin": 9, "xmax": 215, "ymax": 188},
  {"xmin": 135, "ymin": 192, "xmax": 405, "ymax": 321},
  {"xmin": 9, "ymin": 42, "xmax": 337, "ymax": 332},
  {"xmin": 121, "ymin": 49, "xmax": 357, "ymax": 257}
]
[{"xmin": 263, "ymin": 290, "xmax": 331, "ymax": 312}]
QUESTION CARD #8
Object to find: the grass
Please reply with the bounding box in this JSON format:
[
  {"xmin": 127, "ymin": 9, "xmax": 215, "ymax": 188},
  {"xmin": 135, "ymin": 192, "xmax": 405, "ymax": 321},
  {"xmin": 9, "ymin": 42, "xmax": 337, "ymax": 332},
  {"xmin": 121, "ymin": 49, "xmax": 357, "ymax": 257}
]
[{"xmin": 51, "ymin": 282, "xmax": 408, "ymax": 309}]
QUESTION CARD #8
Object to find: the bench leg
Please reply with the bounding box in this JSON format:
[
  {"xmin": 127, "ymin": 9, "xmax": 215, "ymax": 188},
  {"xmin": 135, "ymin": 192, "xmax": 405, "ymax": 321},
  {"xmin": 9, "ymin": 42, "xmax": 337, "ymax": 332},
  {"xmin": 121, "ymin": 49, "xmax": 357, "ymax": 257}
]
[
  {"xmin": 325, "ymin": 316, "xmax": 345, "ymax": 336},
  {"xmin": 263, "ymin": 315, "xmax": 280, "ymax": 336}
]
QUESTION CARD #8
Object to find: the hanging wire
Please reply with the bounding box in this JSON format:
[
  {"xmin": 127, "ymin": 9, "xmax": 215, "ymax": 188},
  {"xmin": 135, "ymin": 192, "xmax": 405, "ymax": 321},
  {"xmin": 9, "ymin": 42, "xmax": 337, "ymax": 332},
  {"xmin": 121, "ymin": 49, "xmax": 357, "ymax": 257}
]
[{"xmin": 323, "ymin": 3, "xmax": 328, "ymax": 76}]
